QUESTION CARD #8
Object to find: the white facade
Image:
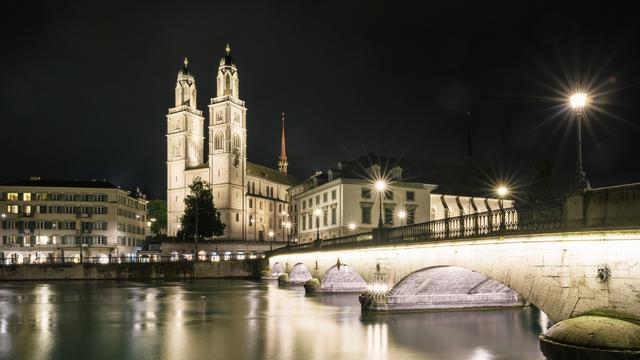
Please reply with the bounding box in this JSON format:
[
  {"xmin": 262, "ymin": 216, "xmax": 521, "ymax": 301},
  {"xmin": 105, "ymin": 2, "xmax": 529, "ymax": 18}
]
[
  {"xmin": 295, "ymin": 178, "xmax": 437, "ymax": 244},
  {"xmin": 0, "ymin": 179, "xmax": 148, "ymax": 263},
  {"xmin": 167, "ymin": 46, "xmax": 296, "ymax": 241}
]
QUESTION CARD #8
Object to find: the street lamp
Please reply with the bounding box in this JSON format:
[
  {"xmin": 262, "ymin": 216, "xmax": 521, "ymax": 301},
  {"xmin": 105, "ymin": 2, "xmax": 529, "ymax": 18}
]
[
  {"xmin": 284, "ymin": 221, "xmax": 292, "ymax": 246},
  {"xmin": 397, "ymin": 209, "xmax": 406, "ymax": 226},
  {"xmin": 314, "ymin": 208, "xmax": 322, "ymax": 240},
  {"xmin": 570, "ymin": 92, "xmax": 591, "ymax": 190},
  {"xmin": 348, "ymin": 222, "xmax": 356, "ymax": 231},
  {"xmin": 496, "ymin": 185, "xmax": 509, "ymax": 230},
  {"xmin": 268, "ymin": 230, "xmax": 274, "ymax": 251},
  {"xmin": 375, "ymin": 180, "xmax": 386, "ymax": 227}
]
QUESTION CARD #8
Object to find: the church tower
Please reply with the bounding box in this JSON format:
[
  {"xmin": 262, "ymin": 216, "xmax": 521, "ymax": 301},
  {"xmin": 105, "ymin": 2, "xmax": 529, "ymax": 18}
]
[
  {"xmin": 208, "ymin": 44, "xmax": 247, "ymax": 240},
  {"xmin": 166, "ymin": 58, "xmax": 205, "ymax": 236},
  {"xmin": 278, "ymin": 112, "xmax": 288, "ymax": 174}
]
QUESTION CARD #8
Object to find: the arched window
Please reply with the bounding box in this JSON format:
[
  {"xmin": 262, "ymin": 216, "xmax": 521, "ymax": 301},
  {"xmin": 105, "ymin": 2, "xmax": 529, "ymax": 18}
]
[
  {"xmin": 214, "ymin": 133, "xmax": 223, "ymax": 150},
  {"xmin": 233, "ymin": 134, "xmax": 241, "ymax": 151}
]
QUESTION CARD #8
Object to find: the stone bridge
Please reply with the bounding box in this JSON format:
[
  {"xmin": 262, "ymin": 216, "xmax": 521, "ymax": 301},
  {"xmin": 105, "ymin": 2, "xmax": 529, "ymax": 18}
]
[
  {"xmin": 268, "ymin": 185, "xmax": 640, "ymax": 357},
  {"xmin": 269, "ymin": 229, "xmax": 640, "ymax": 322}
]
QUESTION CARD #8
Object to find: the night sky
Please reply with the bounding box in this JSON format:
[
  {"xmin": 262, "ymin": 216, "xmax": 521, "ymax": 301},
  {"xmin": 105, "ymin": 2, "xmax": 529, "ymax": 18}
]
[{"xmin": 2, "ymin": 1, "xmax": 639, "ymax": 199}]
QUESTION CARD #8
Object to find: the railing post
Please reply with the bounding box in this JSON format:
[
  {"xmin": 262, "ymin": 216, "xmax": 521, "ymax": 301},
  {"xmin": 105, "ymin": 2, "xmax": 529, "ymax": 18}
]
[{"xmin": 444, "ymin": 216, "xmax": 450, "ymax": 239}]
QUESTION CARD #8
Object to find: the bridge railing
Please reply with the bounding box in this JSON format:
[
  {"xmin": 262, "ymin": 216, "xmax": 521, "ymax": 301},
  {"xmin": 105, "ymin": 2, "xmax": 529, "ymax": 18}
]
[{"xmin": 275, "ymin": 201, "xmax": 567, "ymax": 254}]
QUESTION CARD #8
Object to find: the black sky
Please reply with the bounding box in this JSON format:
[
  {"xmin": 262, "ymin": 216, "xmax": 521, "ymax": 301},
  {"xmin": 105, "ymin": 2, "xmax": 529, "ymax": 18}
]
[{"xmin": 2, "ymin": 0, "xmax": 639, "ymax": 199}]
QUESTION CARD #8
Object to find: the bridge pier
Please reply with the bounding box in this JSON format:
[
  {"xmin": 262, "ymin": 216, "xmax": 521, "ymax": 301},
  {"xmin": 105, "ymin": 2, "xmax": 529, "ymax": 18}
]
[{"xmin": 539, "ymin": 315, "xmax": 640, "ymax": 359}]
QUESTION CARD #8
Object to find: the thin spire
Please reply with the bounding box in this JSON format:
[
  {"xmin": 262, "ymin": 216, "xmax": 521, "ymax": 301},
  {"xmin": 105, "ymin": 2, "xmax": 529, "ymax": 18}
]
[
  {"xmin": 278, "ymin": 112, "xmax": 288, "ymax": 174},
  {"xmin": 183, "ymin": 57, "xmax": 189, "ymax": 66},
  {"xmin": 225, "ymin": 44, "xmax": 231, "ymax": 55}
]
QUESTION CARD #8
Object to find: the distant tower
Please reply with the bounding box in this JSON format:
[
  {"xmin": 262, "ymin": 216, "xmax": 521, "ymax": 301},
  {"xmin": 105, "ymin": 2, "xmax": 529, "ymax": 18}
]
[
  {"xmin": 278, "ymin": 112, "xmax": 288, "ymax": 174},
  {"xmin": 208, "ymin": 44, "xmax": 247, "ymax": 239},
  {"xmin": 166, "ymin": 58, "xmax": 205, "ymax": 236}
]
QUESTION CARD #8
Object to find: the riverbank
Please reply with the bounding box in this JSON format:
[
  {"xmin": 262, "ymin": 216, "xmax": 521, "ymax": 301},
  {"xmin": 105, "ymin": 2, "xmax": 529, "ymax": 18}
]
[{"xmin": 0, "ymin": 259, "xmax": 265, "ymax": 281}]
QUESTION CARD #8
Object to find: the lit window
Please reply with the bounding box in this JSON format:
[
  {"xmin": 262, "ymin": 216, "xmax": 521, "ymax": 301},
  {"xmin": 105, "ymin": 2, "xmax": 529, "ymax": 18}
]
[
  {"xmin": 361, "ymin": 207, "xmax": 371, "ymax": 224},
  {"xmin": 361, "ymin": 188, "xmax": 371, "ymax": 199},
  {"xmin": 406, "ymin": 191, "xmax": 415, "ymax": 201},
  {"xmin": 7, "ymin": 193, "xmax": 18, "ymax": 201}
]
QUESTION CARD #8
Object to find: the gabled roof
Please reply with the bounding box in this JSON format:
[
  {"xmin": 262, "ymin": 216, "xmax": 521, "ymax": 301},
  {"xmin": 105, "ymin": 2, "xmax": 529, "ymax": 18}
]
[
  {"xmin": 324, "ymin": 153, "xmax": 498, "ymax": 198},
  {"xmin": 246, "ymin": 162, "xmax": 298, "ymax": 186}
]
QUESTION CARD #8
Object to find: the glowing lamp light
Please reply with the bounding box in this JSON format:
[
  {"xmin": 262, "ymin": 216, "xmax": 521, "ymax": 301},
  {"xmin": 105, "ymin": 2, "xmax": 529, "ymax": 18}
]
[
  {"xmin": 367, "ymin": 283, "xmax": 389, "ymax": 294},
  {"xmin": 398, "ymin": 210, "xmax": 407, "ymax": 219},
  {"xmin": 284, "ymin": 221, "xmax": 292, "ymax": 229},
  {"xmin": 496, "ymin": 185, "xmax": 509, "ymax": 197},
  {"xmin": 348, "ymin": 222, "xmax": 356, "ymax": 231},
  {"xmin": 375, "ymin": 180, "xmax": 386, "ymax": 192},
  {"xmin": 268, "ymin": 230, "xmax": 274, "ymax": 238},
  {"xmin": 570, "ymin": 93, "xmax": 587, "ymax": 108},
  {"xmin": 314, "ymin": 208, "xmax": 322, "ymax": 217}
]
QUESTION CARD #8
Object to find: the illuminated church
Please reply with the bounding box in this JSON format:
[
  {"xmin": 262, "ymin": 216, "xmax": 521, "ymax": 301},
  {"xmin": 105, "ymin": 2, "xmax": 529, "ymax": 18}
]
[{"xmin": 166, "ymin": 45, "xmax": 296, "ymax": 241}]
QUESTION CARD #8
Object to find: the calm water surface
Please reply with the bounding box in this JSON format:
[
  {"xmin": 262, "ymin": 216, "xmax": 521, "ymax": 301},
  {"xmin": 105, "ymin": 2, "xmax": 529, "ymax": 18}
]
[{"xmin": 0, "ymin": 280, "xmax": 551, "ymax": 360}]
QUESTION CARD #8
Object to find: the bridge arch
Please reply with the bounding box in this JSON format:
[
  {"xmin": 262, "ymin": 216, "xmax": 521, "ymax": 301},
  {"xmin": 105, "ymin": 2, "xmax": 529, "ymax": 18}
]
[
  {"xmin": 289, "ymin": 263, "xmax": 312, "ymax": 284},
  {"xmin": 377, "ymin": 266, "xmax": 524, "ymax": 312},
  {"xmin": 319, "ymin": 264, "xmax": 368, "ymax": 293},
  {"xmin": 271, "ymin": 262, "xmax": 285, "ymax": 277}
]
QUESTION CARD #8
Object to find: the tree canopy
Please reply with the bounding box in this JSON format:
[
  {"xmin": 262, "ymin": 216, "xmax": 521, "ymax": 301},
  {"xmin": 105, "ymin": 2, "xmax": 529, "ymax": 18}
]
[
  {"xmin": 147, "ymin": 199, "xmax": 167, "ymax": 235},
  {"xmin": 177, "ymin": 179, "xmax": 225, "ymax": 241}
]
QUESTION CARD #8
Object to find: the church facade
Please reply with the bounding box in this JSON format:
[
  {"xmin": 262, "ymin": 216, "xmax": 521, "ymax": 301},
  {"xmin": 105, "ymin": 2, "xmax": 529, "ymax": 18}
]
[{"xmin": 166, "ymin": 45, "xmax": 296, "ymax": 241}]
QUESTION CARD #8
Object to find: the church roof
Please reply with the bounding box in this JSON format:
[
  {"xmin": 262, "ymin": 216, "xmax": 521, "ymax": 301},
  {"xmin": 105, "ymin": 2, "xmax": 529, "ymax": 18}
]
[
  {"xmin": 247, "ymin": 161, "xmax": 297, "ymax": 186},
  {"xmin": 219, "ymin": 44, "xmax": 237, "ymax": 68},
  {"xmin": 177, "ymin": 57, "xmax": 193, "ymax": 80}
]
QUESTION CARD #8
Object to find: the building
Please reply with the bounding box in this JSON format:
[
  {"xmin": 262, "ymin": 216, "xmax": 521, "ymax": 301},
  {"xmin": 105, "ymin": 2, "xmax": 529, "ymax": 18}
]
[
  {"xmin": 166, "ymin": 45, "xmax": 296, "ymax": 241},
  {"xmin": 0, "ymin": 177, "xmax": 148, "ymax": 264},
  {"xmin": 292, "ymin": 155, "xmax": 513, "ymax": 244}
]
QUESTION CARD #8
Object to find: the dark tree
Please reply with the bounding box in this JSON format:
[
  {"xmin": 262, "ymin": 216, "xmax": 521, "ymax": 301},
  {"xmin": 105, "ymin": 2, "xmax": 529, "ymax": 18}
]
[
  {"xmin": 177, "ymin": 179, "xmax": 225, "ymax": 241},
  {"xmin": 147, "ymin": 199, "xmax": 167, "ymax": 235}
]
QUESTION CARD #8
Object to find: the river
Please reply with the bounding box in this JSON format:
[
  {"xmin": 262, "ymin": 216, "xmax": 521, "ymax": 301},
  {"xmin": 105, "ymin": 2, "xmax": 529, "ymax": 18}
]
[{"xmin": 0, "ymin": 279, "xmax": 551, "ymax": 360}]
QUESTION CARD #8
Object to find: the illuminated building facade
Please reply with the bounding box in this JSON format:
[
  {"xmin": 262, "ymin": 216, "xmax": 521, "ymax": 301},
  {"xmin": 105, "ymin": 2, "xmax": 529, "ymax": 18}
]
[{"xmin": 0, "ymin": 177, "xmax": 148, "ymax": 263}]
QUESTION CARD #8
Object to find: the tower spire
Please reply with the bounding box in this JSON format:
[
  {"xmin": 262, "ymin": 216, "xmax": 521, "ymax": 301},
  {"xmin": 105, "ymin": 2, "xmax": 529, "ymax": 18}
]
[
  {"xmin": 225, "ymin": 43, "xmax": 231, "ymax": 55},
  {"xmin": 278, "ymin": 112, "xmax": 288, "ymax": 175}
]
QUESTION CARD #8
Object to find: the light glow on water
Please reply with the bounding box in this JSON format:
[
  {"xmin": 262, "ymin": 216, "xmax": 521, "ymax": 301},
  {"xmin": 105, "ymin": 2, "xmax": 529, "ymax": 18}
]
[{"xmin": 0, "ymin": 280, "xmax": 548, "ymax": 360}]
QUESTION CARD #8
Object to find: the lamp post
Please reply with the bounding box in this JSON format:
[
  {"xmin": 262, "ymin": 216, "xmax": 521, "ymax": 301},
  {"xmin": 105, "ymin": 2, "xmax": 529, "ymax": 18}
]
[
  {"xmin": 284, "ymin": 221, "xmax": 292, "ymax": 246},
  {"xmin": 281, "ymin": 211, "xmax": 287, "ymax": 243},
  {"xmin": 570, "ymin": 93, "xmax": 591, "ymax": 190},
  {"xmin": 268, "ymin": 230, "xmax": 274, "ymax": 251},
  {"xmin": 314, "ymin": 208, "xmax": 322, "ymax": 240},
  {"xmin": 375, "ymin": 180, "xmax": 386, "ymax": 228},
  {"xmin": 496, "ymin": 185, "xmax": 509, "ymax": 231}
]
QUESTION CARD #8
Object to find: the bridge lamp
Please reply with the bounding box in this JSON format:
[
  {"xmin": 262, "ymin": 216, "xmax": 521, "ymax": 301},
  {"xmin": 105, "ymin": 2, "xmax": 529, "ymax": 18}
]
[
  {"xmin": 496, "ymin": 185, "xmax": 509, "ymax": 198},
  {"xmin": 1, "ymin": 213, "xmax": 5, "ymax": 219},
  {"xmin": 569, "ymin": 92, "xmax": 591, "ymax": 190},
  {"xmin": 374, "ymin": 180, "xmax": 387, "ymax": 227},
  {"xmin": 268, "ymin": 230, "xmax": 274, "ymax": 239},
  {"xmin": 284, "ymin": 221, "xmax": 292, "ymax": 246},
  {"xmin": 397, "ymin": 209, "xmax": 406, "ymax": 225},
  {"xmin": 348, "ymin": 222, "xmax": 356, "ymax": 231},
  {"xmin": 314, "ymin": 208, "xmax": 322, "ymax": 240}
]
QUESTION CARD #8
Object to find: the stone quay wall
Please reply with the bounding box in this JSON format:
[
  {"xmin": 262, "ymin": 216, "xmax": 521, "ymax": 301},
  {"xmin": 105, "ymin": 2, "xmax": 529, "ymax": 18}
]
[{"xmin": 0, "ymin": 259, "xmax": 266, "ymax": 281}]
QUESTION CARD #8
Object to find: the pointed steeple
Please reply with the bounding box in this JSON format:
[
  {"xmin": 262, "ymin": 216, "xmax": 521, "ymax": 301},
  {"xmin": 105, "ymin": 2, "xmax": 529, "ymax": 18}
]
[
  {"xmin": 225, "ymin": 43, "xmax": 231, "ymax": 55},
  {"xmin": 278, "ymin": 112, "xmax": 288, "ymax": 174}
]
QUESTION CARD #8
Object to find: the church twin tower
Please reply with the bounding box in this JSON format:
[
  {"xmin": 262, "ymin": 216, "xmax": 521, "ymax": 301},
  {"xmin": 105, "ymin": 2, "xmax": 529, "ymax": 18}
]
[{"xmin": 167, "ymin": 45, "xmax": 293, "ymax": 240}]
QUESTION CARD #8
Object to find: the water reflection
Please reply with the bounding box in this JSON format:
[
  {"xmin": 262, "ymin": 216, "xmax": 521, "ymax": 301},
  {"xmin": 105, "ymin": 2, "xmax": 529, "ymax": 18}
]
[{"xmin": 0, "ymin": 280, "xmax": 550, "ymax": 360}]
